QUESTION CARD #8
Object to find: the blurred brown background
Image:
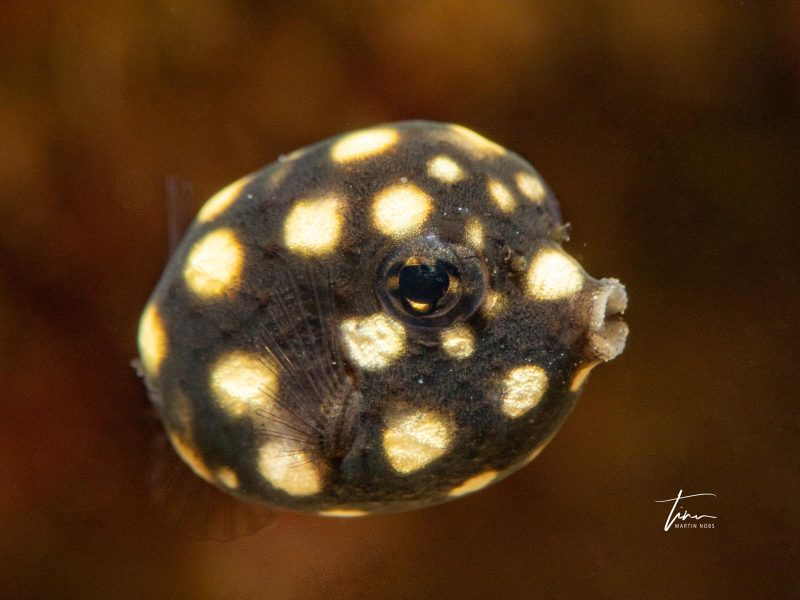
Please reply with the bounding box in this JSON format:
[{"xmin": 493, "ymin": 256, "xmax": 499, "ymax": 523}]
[{"xmin": 1, "ymin": 1, "xmax": 798, "ymax": 598}]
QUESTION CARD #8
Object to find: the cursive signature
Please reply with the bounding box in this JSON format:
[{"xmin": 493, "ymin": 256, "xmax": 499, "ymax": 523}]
[{"xmin": 655, "ymin": 489, "xmax": 717, "ymax": 531}]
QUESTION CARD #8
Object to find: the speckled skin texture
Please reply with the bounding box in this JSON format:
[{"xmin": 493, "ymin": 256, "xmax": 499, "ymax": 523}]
[{"xmin": 138, "ymin": 121, "xmax": 627, "ymax": 514}]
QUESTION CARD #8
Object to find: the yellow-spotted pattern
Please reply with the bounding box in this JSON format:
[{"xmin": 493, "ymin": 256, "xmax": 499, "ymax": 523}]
[{"xmin": 138, "ymin": 121, "xmax": 628, "ymax": 519}]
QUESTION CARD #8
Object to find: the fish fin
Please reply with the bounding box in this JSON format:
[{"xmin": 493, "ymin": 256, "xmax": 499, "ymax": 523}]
[
  {"xmin": 149, "ymin": 427, "xmax": 276, "ymax": 542},
  {"xmin": 253, "ymin": 262, "xmax": 360, "ymax": 462},
  {"xmin": 130, "ymin": 358, "xmax": 164, "ymax": 411},
  {"xmin": 165, "ymin": 175, "xmax": 195, "ymax": 256}
]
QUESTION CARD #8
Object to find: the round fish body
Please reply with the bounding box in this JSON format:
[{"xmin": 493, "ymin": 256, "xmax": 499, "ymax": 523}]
[{"xmin": 137, "ymin": 121, "xmax": 629, "ymax": 516}]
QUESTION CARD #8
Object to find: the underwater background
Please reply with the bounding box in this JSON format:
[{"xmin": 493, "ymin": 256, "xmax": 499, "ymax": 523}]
[{"xmin": 1, "ymin": 2, "xmax": 798, "ymax": 598}]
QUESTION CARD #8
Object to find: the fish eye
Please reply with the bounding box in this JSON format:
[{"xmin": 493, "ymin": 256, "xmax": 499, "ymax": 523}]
[
  {"xmin": 397, "ymin": 259, "xmax": 455, "ymax": 315},
  {"xmin": 376, "ymin": 235, "xmax": 486, "ymax": 328}
]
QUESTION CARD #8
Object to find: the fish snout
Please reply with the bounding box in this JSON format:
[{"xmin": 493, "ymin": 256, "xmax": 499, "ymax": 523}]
[{"xmin": 585, "ymin": 278, "xmax": 629, "ymax": 361}]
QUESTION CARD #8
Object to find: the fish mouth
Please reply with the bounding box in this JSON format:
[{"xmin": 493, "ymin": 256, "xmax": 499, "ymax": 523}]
[{"xmin": 586, "ymin": 278, "xmax": 629, "ymax": 361}]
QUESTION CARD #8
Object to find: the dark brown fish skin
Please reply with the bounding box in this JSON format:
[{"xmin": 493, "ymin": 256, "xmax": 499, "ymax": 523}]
[{"xmin": 138, "ymin": 121, "xmax": 628, "ymax": 515}]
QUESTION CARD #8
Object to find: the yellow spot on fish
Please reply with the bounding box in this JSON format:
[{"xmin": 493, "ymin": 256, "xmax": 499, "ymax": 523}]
[
  {"xmin": 448, "ymin": 470, "xmax": 499, "ymax": 497},
  {"xmin": 283, "ymin": 147, "xmax": 308, "ymax": 162},
  {"xmin": 427, "ymin": 155, "xmax": 465, "ymax": 183},
  {"xmin": 440, "ymin": 324, "xmax": 476, "ymax": 360},
  {"xmin": 137, "ymin": 303, "xmax": 167, "ymax": 376},
  {"xmin": 183, "ymin": 228, "xmax": 243, "ymax": 298},
  {"xmin": 258, "ymin": 439, "xmax": 323, "ymax": 496},
  {"xmin": 526, "ymin": 248, "xmax": 584, "ymax": 300},
  {"xmin": 209, "ymin": 350, "xmax": 278, "ymax": 417},
  {"xmin": 372, "ymin": 183, "xmax": 433, "ymax": 238},
  {"xmin": 519, "ymin": 430, "xmax": 558, "ymax": 465},
  {"xmin": 464, "ymin": 217, "xmax": 484, "ymax": 251},
  {"xmin": 569, "ymin": 361, "xmax": 599, "ymax": 392},
  {"xmin": 197, "ymin": 176, "xmax": 250, "ymax": 223},
  {"xmin": 515, "ymin": 171, "xmax": 546, "ymax": 204},
  {"xmin": 449, "ymin": 124, "xmax": 505, "ymax": 156},
  {"xmin": 283, "ymin": 195, "xmax": 344, "ymax": 256},
  {"xmin": 487, "ymin": 178, "xmax": 517, "ymax": 213},
  {"xmin": 524, "ymin": 445, "xmax": 547, "ymax": 464},
  {"xmin": 168, "ymin": 431, "xmax": 214, "ymax": 484},
  {"xmin": 318, "ymin": 508, "xmax": 368, "ymax": 517},
  {"xmin": 330, "ymin": 128, "xmax": 399, "ymax": 163},
  {"xmin": 501, "ymin": 365, "xmax": 549, "ymax": 418},
  {"xmin": 216, "ymin": 467, "xmax": 240, "ymax": 490},
  {"xmin": 339, "ymin": 313, "xmax": 407, "ymax": 371},
  {"xmin": 167, "ymin": 390, "xmax": 194, "ymax": 430},
  {"xmin": 482, "ymin": 290, "xmax": 507, "ymax": 319},
  {"xmin": 383, "ymin": 406, "xmax": 454, "ymax": 474},
  {"xmin": 267, "ymin": 161, "xmax": 292, "ymax": 188}
]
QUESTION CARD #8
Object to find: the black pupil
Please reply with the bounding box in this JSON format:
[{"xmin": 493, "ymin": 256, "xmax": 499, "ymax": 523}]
[{"xmin": 398, "ymin": 262, "xmax": 450, "ymax": 305}]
